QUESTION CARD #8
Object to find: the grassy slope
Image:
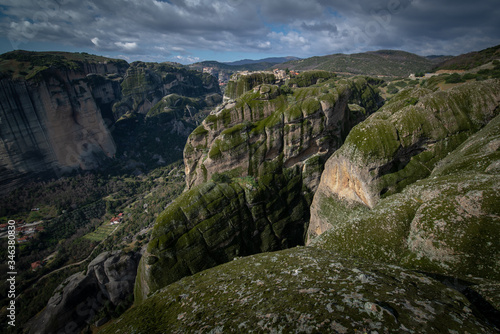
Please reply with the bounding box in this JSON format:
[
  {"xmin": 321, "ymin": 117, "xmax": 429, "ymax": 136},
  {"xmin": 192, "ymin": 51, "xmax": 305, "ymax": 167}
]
[
  {"xmin": 433, "ymin": 44, "xmax": 500, "ymax": 71},
  {"xmin": 276, "ymin": 50, "xmax": 434, "ymax": 77}
]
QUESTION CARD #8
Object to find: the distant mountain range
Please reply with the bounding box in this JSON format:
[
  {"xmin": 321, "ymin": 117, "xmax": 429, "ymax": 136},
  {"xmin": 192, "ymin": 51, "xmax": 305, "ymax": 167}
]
[
  {"xmin": 223, "ymin": 56, "xmax": 300, "ymax": 66},
  {"xmin": 189, "ymin": 50, "xmax": 458, "ymax": 78},
  {"xmin": 273, "ymin": 50, "xmax": 435, "ymax": 77},
  {"xmin": 433, "ymin": 44, "xmax": 500, "ymax": 71}
]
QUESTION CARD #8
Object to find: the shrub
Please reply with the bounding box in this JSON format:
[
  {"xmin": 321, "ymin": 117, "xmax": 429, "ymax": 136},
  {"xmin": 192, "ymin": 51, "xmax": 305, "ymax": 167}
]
[{"xmin": 445, "ymin": 73, "xmax": 464, "ymax": 84}]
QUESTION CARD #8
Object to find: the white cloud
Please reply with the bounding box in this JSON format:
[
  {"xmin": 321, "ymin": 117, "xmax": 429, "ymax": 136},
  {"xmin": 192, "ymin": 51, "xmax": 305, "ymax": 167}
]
[
  {"xmin": 91, "ymin": 37, "xmax": 100, "ymax": 46},
  {"xmin": 257, "ymin": 41, "xmax": 271, "ymax": 49},
  {"xmin": 174, "ymin": 55, "xmax": 200, "ymax": 64},
  {"xmin": 114, "ymin": 41, "xmax": 138, "ymax": 51},
  {"xmin": 171, "ymin": 46, "xmax": 186, "ymax": 52}
]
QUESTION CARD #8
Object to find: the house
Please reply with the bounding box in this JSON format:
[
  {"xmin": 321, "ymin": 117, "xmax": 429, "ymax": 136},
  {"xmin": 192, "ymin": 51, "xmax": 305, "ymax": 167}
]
[
  {"xmin": 31, "ymin": 261, "xmax": 43, "ymax": 270},
  {"xmin": 17, "ymin": 236, "xmax": 31, "ymax": 243}
]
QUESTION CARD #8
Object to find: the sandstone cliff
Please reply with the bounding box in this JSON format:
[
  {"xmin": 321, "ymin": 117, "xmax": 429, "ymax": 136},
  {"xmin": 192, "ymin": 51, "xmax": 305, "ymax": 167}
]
[
  {"xmin": 0, "ymin": 51, "xmax": 222, "ymax": 194},
  {"xmin": 135, "ymin": 73, "xmax": 382, "ymax": 301},
  {"xmin": 309, "ymin": 79, "xmax": 500, "ymax": 281},
  {"xmin": 0, "ymin": 68, "xmax": 120, "ymax": 194},
  {"xmin": 28, "ymin": 250, "xmax": 141, "ymax": 334},
  {"xmin": 112, "ymin": 61, "xmax": 220, "ymax": 119},
  {"xmin": 185, "ymin": 74, "xmax": 381, "ymax": 190}
]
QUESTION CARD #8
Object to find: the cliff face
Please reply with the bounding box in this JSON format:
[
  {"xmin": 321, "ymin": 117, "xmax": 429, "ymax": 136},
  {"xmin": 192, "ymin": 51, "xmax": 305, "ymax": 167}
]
[
  {"xmin": 309, "ymin": 79, "xmax": 500, "ymax": 281},
  {"xmin": 112, "ymin": 61, "xmax": 220, "ymax": 119},
  {"xmin": 135, "ymin": 73, "xmax": 382, "ymax": 301},
  {"xmin": 185, "ymin": 74, "xmax": 381, "ymax": 190},
  {"xmin": 0, "ymin": 52, "xmax": 222, "ymax": 194},
  {"xmin": 28, "ymin": 250, "xmax": 141, "ymax": 334},
  {"xmin": 0, "ymin": 67, "xmax": 120, "ymax": 194}
]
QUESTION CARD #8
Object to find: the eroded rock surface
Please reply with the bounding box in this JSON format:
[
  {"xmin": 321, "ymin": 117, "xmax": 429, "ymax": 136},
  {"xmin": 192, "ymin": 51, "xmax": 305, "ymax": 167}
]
[
  {"xmin": 136, "ymin": 74, "xmax": 383, "ymax": 301},
  {"xmin": 185, "ymin": 74, "xmax": 381, "ymax": 191},
  {"xmin": 311, "ymin": 100, "xmax": 500, "ymax": 281},
  {"xmin": 103, "ymin": 247, "xmax": 498, "ymax": 333},
  {"xmin": 28, "ymin": 250, "xmax": 141, "ymax": 334},
  {"xmin": 309, "ymin": 80, "xmax": 500, "ymax": 243}
]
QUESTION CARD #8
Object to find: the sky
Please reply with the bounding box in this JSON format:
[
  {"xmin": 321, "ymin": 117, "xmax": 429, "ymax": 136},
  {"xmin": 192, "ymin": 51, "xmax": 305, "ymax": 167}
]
[{"xmin": 0, "ymin": 0, "xmax": 499, "ymax": 64}]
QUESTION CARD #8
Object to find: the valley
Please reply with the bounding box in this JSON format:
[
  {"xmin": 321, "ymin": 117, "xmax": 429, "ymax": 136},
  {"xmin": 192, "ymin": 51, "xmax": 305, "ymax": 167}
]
[{"xmin": 0, "ymin": 45, "xmax": 499, "ymax": 333}]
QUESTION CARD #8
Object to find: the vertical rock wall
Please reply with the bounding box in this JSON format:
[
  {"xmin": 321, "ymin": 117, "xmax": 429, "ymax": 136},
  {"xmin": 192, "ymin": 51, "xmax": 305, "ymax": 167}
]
[{"xmin": 0, "ymin": 68, "xmax": 119, "ymax": 194}]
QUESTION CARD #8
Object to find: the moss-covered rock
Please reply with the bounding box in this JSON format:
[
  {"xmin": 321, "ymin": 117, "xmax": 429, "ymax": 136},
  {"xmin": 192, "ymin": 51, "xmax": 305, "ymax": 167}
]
[
  {"xmin": 113, "ymin": 61, "xmax": 220, "ymax": 118},
  {"xmin": 185, "ymin": 76, "xmax": 383, "ymax": 191},
  {"xmin": 135, "ymin": 172, "xmax": 310, "ymax": 302},
  {"xmin": 103, "ymin": 247, "xmax": 497, "ymax": 333},
  {"xmin": 225, "ymin": 72, "xmax": 276, "ymax": 100},
  {"xmin": 311, "ymin": 112, "xmax": 500, "ymax": 281},
  {"xmin": 309, "ymin": 80, "xmax": 500, "ymax": 238}
]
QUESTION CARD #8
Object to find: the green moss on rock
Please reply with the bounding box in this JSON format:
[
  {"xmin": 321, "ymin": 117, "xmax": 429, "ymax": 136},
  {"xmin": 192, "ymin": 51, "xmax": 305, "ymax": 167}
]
[
  {"xmin": 313, "ymin": 113, "xmax": 500, "ymax": 281},
  {"xmin": 105, "ymin": 247, "xmax": 496, "ymax": 334}
]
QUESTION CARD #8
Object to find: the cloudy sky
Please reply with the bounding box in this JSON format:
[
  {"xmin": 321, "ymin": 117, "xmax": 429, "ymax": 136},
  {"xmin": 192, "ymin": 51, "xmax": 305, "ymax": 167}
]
[{"xmin": 0, "ymin": 0, "xmax": 499, "ymax": 64}]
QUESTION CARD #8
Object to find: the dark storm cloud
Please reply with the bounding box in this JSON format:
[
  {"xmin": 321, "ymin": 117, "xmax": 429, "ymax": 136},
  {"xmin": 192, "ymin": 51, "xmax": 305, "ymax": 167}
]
[
  {"xmin": 0, "ymin": 0, "xmax": 498, "ymax": 62},
  {"xmin": 301, "ymin": 22, "xmax": 338, "ymax": 33}
]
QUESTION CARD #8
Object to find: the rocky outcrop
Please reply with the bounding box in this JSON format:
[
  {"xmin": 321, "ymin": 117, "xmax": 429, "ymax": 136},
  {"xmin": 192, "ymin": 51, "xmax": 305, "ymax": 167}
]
[
  {"xmin": 109, "ymin": 62, "xmax": 222, "ymax": 170},
  {"xmin": 102, "ymin": 247, "xmax": 499, "ymax": 333},
  {"xmin": 308, "ymin": 80, "xmax": 500, "ymax": 242},
  {"xmin": 28, "ymin": 250, "xmax": 141, "ymax": 334},
  {"xmin": 185, "ymin": 75, "xmax": 381, "ymax": 191},
  {"xmin": 135, "ymin": 75, "xmax": 382, "ymax": 302},
  {"xmin": 112, "ymin": 61, "xmax": 220, "ymax": 119},
  {"xmin": 135, "ymin": 174, "xmax": 309, "ymax": 302},
  {"xmin": 0, "ymin": 69, "xmax": 119, "ymax": 194},
  {"xmin": 309, "ymin": 82, "xmax": 500, "ymax": 282},
  {"xmin": 0, "ymin": 52, "xmax": 222, "ymax": 194},
  {"xmin": 224, "ymin": 71, "xmax": 277, "ymax": 100}
]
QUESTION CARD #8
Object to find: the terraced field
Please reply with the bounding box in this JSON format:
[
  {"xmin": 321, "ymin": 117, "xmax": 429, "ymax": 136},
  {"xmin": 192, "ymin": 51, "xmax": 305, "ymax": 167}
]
[{"xmin": 84, "ymin": 223, "xmax": 118, "ymax": 242}]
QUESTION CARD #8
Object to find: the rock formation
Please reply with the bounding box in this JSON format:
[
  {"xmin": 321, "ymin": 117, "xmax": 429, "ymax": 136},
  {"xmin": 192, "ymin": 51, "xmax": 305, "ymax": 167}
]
[
  {"xmin": 309, "ymin": 79, "xmax": 500, "ymax": 282},
  {"xmin": 0, "ymin": 67, "xmax": 120, "ymax": 194},
  {"xmin": 135, "ymin": 73, "xmax": 383, "ymax": 302},
  {"xmin": 308, "ymin": 79, "xmax": 500, "ymax": 242},
  {"xmin": 27, "ymin": 250, "xmax": 141, "ymax": 334},
  {"xmin": 103, "ymin": 247, "xmax": 499, "ymax": 333},
  {"xmin": 0, "ymin": 51, "xmax": 222, "ymax": 194},
  {"xmin": 185, "ymin": 74, "xmax": 381, "ymax": 190}
]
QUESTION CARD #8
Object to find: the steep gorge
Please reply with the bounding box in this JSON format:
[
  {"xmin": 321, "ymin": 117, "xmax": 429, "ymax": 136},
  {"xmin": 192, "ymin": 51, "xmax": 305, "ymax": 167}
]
[
  {"xmin": 0, "ymin": 51, "xmax": 221, "ymax": 194},
  {"xmin": 135, "ymin": 72, "xmax": 383, "ymax": 301},
  {"xmin": 109, "ymin": 77, "xmax": 500, "ymax": 334}
]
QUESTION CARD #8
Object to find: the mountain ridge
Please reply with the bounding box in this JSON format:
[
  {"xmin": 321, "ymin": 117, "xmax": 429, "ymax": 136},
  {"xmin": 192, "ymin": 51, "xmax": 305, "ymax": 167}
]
[{"xmin": 223, "ymin": 56, "xmax": 300, "ymax": 66}]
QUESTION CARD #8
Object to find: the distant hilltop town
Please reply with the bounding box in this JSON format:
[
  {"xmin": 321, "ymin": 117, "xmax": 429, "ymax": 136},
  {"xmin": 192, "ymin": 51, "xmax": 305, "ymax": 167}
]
[{"xmin": 202, "ymin": 67, "xmax": 300, "ymax": 86}]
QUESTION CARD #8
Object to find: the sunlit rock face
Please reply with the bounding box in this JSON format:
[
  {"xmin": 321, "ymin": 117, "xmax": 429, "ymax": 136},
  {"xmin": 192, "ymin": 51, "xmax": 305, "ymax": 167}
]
[
  {"xmin": 309, "ymin": 80, "xmax": 500, "ymax": 282},
  {"xmin": 135, "ymin": 74, "xmax": 383, "ymax": 302}
]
